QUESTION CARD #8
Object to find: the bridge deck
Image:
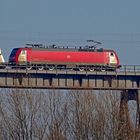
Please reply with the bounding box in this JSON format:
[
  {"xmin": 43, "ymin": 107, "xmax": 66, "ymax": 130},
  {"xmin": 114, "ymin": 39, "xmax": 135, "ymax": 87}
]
[{"xmin": 0, "ymin": 65, "xmax": 139, "ymax": 90}]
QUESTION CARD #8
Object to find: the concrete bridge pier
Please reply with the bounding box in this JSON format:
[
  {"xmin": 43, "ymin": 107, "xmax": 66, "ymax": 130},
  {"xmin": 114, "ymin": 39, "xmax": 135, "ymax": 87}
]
[{"xmin": 118, "ymin": 89, "xmax": 140, "ymax": 140}]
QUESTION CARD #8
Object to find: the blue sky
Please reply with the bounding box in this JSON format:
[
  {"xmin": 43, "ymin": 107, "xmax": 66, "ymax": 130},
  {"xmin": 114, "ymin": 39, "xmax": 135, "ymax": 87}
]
[{"xmin": 0, "ymin": 0, "xmax": 140, "ymax": 64}]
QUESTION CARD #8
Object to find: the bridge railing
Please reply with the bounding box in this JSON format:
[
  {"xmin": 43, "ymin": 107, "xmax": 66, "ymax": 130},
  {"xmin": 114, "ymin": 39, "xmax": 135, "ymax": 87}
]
[{"xmin": 118, "ymin": 65, "xmax": 140, "ymax": 72}]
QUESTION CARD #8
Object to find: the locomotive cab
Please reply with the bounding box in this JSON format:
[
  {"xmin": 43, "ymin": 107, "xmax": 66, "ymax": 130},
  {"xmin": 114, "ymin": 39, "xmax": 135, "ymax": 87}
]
[
  {"xmin": 109, "ymin": 51, "xmax": 120, "ymax": 68},
  {"xmin": 9, "ymin": 48, "xmax": 27, "ymax": 64}
]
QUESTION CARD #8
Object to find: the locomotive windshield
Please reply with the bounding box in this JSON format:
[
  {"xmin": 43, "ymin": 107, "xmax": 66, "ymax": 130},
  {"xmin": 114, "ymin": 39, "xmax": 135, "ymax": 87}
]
[{"xmin": 9, "ymin": 48, "xmax": 19, "ymax": 57}]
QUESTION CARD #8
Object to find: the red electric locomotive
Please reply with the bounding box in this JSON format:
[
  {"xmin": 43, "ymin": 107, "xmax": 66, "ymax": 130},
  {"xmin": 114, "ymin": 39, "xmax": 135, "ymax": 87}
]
[{"xmin": 9, "ymin": 43, "xmax": 121, "ymax": 71}]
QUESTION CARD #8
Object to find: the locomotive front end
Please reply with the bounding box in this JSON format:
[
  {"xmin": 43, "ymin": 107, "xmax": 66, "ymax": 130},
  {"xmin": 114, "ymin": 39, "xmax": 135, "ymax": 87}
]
[
  {"xmin": 9, "ymin": 48, "xmax": 28, "ymax": 64},
  {"xmin": 109, "ymin": 51, "xmax": 121, "ymax": 68},
  {"xmin": 9, "ymin": 48, "xmax": 19, "ymax": 64}
]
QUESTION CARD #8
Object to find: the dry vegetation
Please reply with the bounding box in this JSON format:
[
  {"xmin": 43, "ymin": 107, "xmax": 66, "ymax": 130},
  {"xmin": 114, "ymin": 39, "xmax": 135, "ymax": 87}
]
[{"xmin": 0, "ymin": 89, "xmax": 139, "ymax": 140}]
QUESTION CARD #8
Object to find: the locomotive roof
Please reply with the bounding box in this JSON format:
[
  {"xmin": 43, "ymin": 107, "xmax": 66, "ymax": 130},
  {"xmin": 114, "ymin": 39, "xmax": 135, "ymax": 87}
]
[{"xmin": 24, "ymin": 45, "xmax": 114, "ymax": 52}]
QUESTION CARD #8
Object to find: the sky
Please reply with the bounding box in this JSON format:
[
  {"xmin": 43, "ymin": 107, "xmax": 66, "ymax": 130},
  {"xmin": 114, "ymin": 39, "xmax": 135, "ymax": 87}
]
[{"xmin": 0, "ymin": 0, "xmax": 140, "ymax": 64}]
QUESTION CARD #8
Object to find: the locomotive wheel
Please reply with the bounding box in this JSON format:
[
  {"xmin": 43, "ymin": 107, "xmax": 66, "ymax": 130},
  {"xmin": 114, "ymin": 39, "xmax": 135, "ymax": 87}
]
[
  {"xmin": 101, "ymin": 69, "xmax": 106, "ymax": 72},
  {"xmin": 26, "ymin": 66, "xmax": 32, "ymax": 70},
  {"xmin": 48, "ymin": 65, "xmax": 55, "ymax": 71},
  {"xmin": 79, "ymin": 67, "xmax": 85, "ymax": 72},
  {"xmin": 38, "ymin": 66, "xmax": 44, "ymax": 71},
  {"xmin": 89, "ymin": 67, "xmax": 95, "ymax": 72}
]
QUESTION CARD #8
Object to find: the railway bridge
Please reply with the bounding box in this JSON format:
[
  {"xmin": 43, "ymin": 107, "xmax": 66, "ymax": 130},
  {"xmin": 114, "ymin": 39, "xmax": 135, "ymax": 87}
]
[
  {"xmin": 0, "ymin": 65, "xmax": 140, "ymax": 139},
  {"xmin": 0, "ymin": 65, "xmax": 139, "ymax": 90}
]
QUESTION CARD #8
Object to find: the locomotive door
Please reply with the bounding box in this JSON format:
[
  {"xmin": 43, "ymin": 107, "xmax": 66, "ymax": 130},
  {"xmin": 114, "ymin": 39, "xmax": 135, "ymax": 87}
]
[
  {"xmin": 109, "ymin": 52, "xmax": 117, "ymax": 65},
  {"xmin": 18, "ymin": 50, "xmax": 27, "ymax": 64}
]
